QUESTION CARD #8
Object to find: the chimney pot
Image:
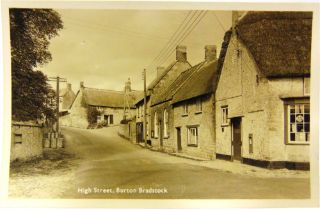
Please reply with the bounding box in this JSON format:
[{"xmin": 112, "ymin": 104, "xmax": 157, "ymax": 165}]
[
  {"xmin": 205, "ymin": 45, "xmax": 217, "ymax": 61},
  {"xmin": 80, "ymin": 81, "xmax": 84, "ymax": 88},
  {"xmin": 176, "ymin": 45, "xmax": 187, "ymax": 62}
]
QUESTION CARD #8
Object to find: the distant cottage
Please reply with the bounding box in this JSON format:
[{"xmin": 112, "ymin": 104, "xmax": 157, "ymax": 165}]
[{"xmin": 60, "ymin": 80, "xmax": 142, "ymax": 129}]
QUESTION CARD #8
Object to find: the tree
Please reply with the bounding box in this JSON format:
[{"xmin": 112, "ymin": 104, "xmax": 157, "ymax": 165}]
[
  {"xmin": 87, "ymin": 106, "xmax": 100, "ymax": 125},
  {"xmin": 10, "ymin": 9, "xmax": 63, "ymax": 121}
]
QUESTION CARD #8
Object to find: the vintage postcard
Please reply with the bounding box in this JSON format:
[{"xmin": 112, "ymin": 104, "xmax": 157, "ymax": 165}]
[{"xmin": 0, "ymin": 0, "xmax": 319, "ymax": 209}]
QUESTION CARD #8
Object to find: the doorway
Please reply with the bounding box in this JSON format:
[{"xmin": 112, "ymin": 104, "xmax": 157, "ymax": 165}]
[
  {"xmin": 176, "ymin": 127, "xmax": 182, "ymax": 152},
  {"xmin": 231, "ymin": 117, "xmax": 242, "ymax": 161}
]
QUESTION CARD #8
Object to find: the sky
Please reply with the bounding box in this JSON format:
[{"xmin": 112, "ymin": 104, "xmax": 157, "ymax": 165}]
[{"xmin": 40, "ymin": 9, "xmax": 232, "ymax": 92}]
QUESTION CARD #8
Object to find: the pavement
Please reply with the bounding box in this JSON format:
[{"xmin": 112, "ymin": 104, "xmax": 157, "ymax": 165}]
[{"xmin": 57, "ymin": 126, "xmax": 310, "ymax": 199}]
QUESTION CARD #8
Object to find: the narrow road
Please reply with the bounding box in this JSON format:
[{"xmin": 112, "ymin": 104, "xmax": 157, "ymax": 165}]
[{"xmin": 61, "ymin": 126, "xmax": 310, "ymax": 199}]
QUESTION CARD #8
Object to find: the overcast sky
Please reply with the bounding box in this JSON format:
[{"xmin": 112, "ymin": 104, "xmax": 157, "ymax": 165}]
[{"xmin": 40, "ymin": 9, "xmax": 232, "ymax": 92}]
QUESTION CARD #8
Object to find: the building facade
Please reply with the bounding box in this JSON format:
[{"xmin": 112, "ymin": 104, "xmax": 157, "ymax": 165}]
[
  {"xmin": 149, "ymin": 45, "xmax": 192, "ymax": 152},
  {"xmin": 171, "ymin": 45, "xmax": 218, "ymax": 159},
  {"xmin": 215, "ymin": 11, "xmax": 311, "ymax": 169}
]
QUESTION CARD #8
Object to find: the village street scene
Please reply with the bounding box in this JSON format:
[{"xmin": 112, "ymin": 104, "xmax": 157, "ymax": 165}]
[{"xmin": 9, "ymin": 9, "xmax": 311, "ymax": 199}]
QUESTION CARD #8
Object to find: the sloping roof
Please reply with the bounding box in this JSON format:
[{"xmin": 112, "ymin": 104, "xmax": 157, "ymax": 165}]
[
  {"xmin": 82, "ymin": 87, "xmax": 142, "ymax": 108},
  {"xmin": 147, "ymin": 60, "xmax": 192, "ymax": 90},
  {"xmin": 172, "ymin": 60, "xmax": 218, "ymax": 104},
  {"xmin": 151, "ymin": 62, "xmax": 204, "ymax": 106},
  {"xmin": 236, "ymin": 11, "xmax": 312, "ymax": 78}
]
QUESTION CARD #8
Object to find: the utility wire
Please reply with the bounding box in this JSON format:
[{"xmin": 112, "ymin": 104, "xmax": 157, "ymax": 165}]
[
  {"xmin": 153, "ymin": 10, "xmax": 208, "ymax": 68},
  {"xmin": 147, "ymin": 10, "xmax": 195, "ymax": 69}
]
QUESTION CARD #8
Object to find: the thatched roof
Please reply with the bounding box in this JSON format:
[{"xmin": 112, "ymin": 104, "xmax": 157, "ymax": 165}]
[
  {"xmin": 147, "ymin": 60, "xmax": 192, "ymax": 90},
  {"xmin": 151, "ymin": 62, "xmax": 204, "ymax": 106},
  {"xmin": 82, "ymin": 87, "xmax": 142, "ymax": 108},
  {"xmin": 172, "ymin": 60, "xmax": 218, "ymax": 104},
  {"xmin": 236, "ymin": 11, "xmax": 312, "ymax": 78}
]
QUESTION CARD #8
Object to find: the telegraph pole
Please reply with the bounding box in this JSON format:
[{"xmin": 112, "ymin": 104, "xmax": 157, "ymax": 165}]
[
  {"xmin": 48, "ymin": 76, "xmax": 67, "ymax": 135},
  {"xmin": 143, "ymin": 69, "xmax": 147, "ymax": 147}
]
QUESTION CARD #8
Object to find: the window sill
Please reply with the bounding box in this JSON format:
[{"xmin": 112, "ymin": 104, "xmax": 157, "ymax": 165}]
[
  {"xmin": 195, "ymin": 111, "xmax": 202, "ymax": 115},
  {"xmin": 163, "ymin": 136, "xmax": 169, "ymax": 139},
  {"xmin": 181, "ymin": 114, "xmax": 188, "ymax": 117},
  {"xmin": 187, "ymin": 144, "xmax": 198, "ymax": 147},
  {"xmin": 286, "ymin": 142, "xmax": 310, "ymax": 145},
  {"xmin": 221, "ymin": 123, "xmax": 229, "ymax": 127}
]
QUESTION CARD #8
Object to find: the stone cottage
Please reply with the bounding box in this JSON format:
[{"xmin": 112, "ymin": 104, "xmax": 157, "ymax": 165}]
[
  {"xmin": 149, "ymin": 45, "xmax": 192, "ymax": 151},
  {"xmin": 215, "ymin": 11, "xmax": 311, "ymax": 169},
  {"xmin": 11, "ymin": 121, "xmax": 43, "ymax": 161},
  {"xmin": 60, "ymin": 80, "xmax": 141, "ymax": 129},
  {"xmin": 171, "ymin": 45, "xmax": 219, "ymax": 159}
]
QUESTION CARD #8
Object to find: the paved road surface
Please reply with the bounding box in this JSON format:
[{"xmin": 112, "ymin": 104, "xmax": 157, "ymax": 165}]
[{"xmin": 61, "ymin": 126, "xmax": 310, "ymax": 199}]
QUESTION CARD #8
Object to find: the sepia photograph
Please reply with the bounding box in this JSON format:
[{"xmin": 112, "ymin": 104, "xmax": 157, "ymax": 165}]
[{"xmin": 0, "ymin": 0, "xmax": 319, "ymax": 208}]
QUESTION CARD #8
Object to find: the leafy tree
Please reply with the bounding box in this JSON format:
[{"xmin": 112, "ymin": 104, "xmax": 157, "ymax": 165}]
[
  {"xmin": 10, "ymin": 9, "xmax": 63, "ymax": 121},
  {"xmin": 87, "ymin": 106, "xmax": 100, "ymax": 125}
]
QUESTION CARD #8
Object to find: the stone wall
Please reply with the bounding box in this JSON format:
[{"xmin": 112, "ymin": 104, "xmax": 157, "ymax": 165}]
[
  {"xmin": 11, "ymin": 121, "xmax": 43, "ymax": 161},
  {"xmin": 173, "ymin": 94, "xmax": 215, "ymax": 159},
  {"xmin": 118, "ymin": 121, "xmax": 136, "ymax": 143}
]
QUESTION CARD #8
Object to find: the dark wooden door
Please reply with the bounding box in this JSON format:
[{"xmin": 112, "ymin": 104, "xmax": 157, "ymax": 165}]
[
  {"xmin": 232, "ymin": 118, "xmax": 242, "ymax": 161},
  {"xmin": 136, "ymin": 123, "xmax": 143, "ymax": 143},
  {"xmin": 176, "ymin": 127, "xmax": 182, "ymax": 152}
]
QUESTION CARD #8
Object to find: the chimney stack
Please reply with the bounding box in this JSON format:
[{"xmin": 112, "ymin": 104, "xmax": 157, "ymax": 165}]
[
  {"xmin": 205, "ymin": 45, "xmax": 217, "ymax": 61},
  {"xmin": 176, "ymin": 45, "xmax": 187, "ymax": 62},
  {"xmin": 67, "ymin": 83, "xmax": 72, "ymax": 90},
  {"xmin": 125, "ymin": 78, "xmax": 131, "ymax": 92},
  {"xmin": 80, "ymin": 81, "xmax": 84, "ymax": 89},
  {"xmin": 232, "ymin": 11, "xmax": 239, "ymax": 35},
  {"xmin": 157, "ymin": 66, "xmax": 165, "ymax": 77}
]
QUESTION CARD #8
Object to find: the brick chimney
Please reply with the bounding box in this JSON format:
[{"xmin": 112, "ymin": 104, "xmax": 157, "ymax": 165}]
[
  {"xmin": 80, "ymin": 81, "xmax": 84, "ymax": 89},
  {"xmin": 205, "ymin": 45, "xmax": 217, "ymax": 61},
  {"xmin": 67, "ymin": 83, "xmax": 72, "ymax": 90},
  {"xmin": 125, "ymin": 78, "xmax": 131, "ymax": 92},
  {"xmin": 176, "ymin": 45, "xmax": 187, "ymax": 62},
  {"xmin": 232, "ymin": 11, "xmax": 239, "ymax": 36},
  {"xmin": 157, "ymin": 66, "xmax": 165, "ymax": 77}
]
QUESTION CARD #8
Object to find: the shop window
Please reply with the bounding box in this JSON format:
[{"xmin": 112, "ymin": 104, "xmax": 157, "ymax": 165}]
[{"xmin": 287, "ymin": 103, "xmax": 310, "ymax": 144}]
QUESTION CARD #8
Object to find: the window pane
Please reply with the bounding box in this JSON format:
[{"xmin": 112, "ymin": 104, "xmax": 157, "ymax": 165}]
[
  {"xmin": 290, "ymin": 123, "xmax": 296, "ymax": 132},
  {"xmin": 304, "ymin": 114, "xmax": 310, "ymax": 123},
  {"xmin": 290, "ymin": 105, "xmax": 295, "ymax": 114},
  {"xmin": 306, "ymin": 133, "xmax": 310, "ymax": 141},
  {"xmin": 290, "ymin": 114, "xmax": 295, "ymax": 123},
  {"xmin": 304, "ymin": 104, "xmax": 310, "ymax": 113},
  {"xmin": 297, "ymin": 124, "xmax": 303, "ymax": 132},
  {"xmin": 305, "ymin": 123, "xmax": 310, "ymax": 132},
  {"xmin": 290, "ymin": 133, "xmax": 295, "ymax": 141},
  {"xmin": 296, "ymin": 133, "xmax": 306, "ymax": 141},
  {"xmin": 296, "ymin": 105, "xmax": 303, "ymax": 113}
]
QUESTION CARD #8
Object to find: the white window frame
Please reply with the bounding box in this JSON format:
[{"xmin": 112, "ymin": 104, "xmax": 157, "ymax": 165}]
[
  {"xmin": 154, "ymin": 112, "xmax": 158, "ymax": 138},
  {"xmin": 163, "ymin": 109, "xmax": 169, "ymax": 138},
  {"xmin": 287, "ymin": 103, "xmax": 310, "ymax": 145},
  {"xmin": 182, "ymin": 103, "xmax": 188, "ymax": 116},
  {"xmin": 196, "ymin": 98, "xmax": 202, "ymax": 113},
  {"xmin": 187, "ymin": 126, "xmax": 198, "ymax": 146},
  {"xmin": 221, "ymin": 106, "xmax": 229, "ymax": 126}
]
